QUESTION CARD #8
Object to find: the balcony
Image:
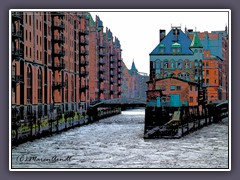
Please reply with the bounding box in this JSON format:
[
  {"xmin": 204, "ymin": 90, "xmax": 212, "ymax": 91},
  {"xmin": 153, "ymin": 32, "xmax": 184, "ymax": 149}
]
[
  {"xmin": 12, "ymin": 75, "xmax": 23, "ymax": 83},
  {"xmin": 12, "ymin": 48, "xmax": 23, "ymax": 58},
  {"xmin": 80, "ymin": 85, "xmax": 89, "ymax": 91},
  {"xmin": 99, "ymin": 88, "xmax": 105, "ymax": 93},
  {"xmin": 99, "ymin": 68, "xmax": 105, "ymax": 74},
  {"xmin": 118, "ymin": 63, "xmax": 122, "ymax": 68},
  {"xmin": 79, "ymin": 29, "xmax": 89, "ymax": 36},
  {"xmin": 118, "ymin": 68, "xmax": 122, "ymax": 74},
  {"xmin": 99, "ymin": 59, "xmax": 105, "ymax": 65},
  {"xmin": 110, "ymin": 52, "xmax": 115, "ymax": 56},
  {"xmin": 110, "ymin": 59, "xmax": 115, "ymax": 63},
  {"xmin": 99, "ymin": 52, "xmax": 105, "ymax": 57},
  {"xmin": 79, "ymin": 39, "xmax": 89, "ymax": 45},
  {"xmin": 52, "ymin": 82, "xmax": 66, "ymax": 90},
  {"xmin": 80, "ymin": 50, "xmax": 89, "ymax": 56},
  {"xmin": 117, "ymin": 58, "xmax": 122, "ymax": 62},
  {"xmin": 110, "ymin": 79, "xmax": 115, "ymax": 84},
  {"xmin": 53, "ymin": 22, "xmax": 65, "ymax": 30},
  {"xmin": 110, "ymin": 90, "xmax": 115, "ymax": 94},
  {"xmin": 53, "ymin": 35, "xmax": 65, "ymax": 43},
  {"xmin": 12, "ymin": 30, "xmax": 22, "ymax": 39},
  {"xmin": 110, "ymin": 72, "xmax": 114, "ymax": 77},
  {"xmin": 99, "ymin": 76, "xmax": 106, "ymax": 82},
  {"xmin": 53, "ymin": 50, "xmax": 65, "ymax": 57},
  {"xmin": 51, "ymin": 12, "xmax": 65, "ymax": 18},
  {"xmin": 80, "ymin": 71, "xmax": 89, "ymax": 77},
  {"xmin": 12, "ymin": 12, "xmax": 23, "ymax": 21},
  {"xmin": 49, "ymin": 62, "xmax": 65, "ymax": 71},
  {"xmin": 80, "ymin": 60, "xmax": 89, "ymax": 67},
  {"xmin": 110, "ymin": 65, "xmax": 115, "ymax": 70},
  {"xmin": 118, "ymin": 81, "xmax": 122, "ymax": 86},
  {"xmin": 99, "ymin": 44, "xmax": 105, "ymax": 49}
]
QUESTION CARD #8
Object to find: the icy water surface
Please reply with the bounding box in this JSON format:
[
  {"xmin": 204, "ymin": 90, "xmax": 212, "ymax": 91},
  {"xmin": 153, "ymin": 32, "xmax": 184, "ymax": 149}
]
[{"xmin": 11, "ymin": 108, "xmax": 229, "ymax": 169}]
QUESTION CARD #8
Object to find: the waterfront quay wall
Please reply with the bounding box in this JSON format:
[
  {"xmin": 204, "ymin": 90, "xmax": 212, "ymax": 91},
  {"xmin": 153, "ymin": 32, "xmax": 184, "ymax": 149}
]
[
  {"xmin": 11, "ymin": 107, "xmax": 121, "ymax": 146},
  {"xmin": 144, "ymin": 103, "xmax": 228, "ymax": 139}
]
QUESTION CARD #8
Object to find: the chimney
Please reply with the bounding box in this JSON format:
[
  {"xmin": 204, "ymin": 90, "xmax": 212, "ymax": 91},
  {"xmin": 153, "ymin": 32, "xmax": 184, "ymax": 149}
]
[{"xmin": 159, "ymin": 29, "xmax": 166, "ymax": 42}]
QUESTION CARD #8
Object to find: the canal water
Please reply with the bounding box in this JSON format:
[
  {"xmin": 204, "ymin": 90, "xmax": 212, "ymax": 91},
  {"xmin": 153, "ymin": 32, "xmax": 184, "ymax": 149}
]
[{"xmin": 11, "ymin": 108, "xmax": 229, "ymax": 169}]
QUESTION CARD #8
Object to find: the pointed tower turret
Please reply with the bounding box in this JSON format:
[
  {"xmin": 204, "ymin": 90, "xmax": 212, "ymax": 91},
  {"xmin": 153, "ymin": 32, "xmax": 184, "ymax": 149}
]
[
  {"xmin": 190, "ymin": 33, "xmax": 204, "ymax": 87},
  {"xmin": 190, "ymin": 33, "xmax": 203, "ymax": 48},
  {"xmin": 130, "ymin": 59, "xmax": 138, "ymax": 75}
]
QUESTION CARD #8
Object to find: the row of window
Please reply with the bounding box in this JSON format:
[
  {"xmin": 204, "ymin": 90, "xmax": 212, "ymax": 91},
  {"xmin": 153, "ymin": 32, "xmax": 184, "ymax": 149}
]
[
  {"xmin": 190, "ymin": 86, "xmax": 198, "ymax": 91},
  {"xmin": 170, "ymin": 86, "xmax": 181, "ymax": 91},
  {"xmin": 153, "ymin": 59, "xmax": 202, "ymax": 70},
  {"xmin": 159, "ymin": 47, "xmax": 181, "ymax": 53},
  {"xmin": 25, "ymin": 46, "xmax": 42, "ymax": 60},
  {"xmin": 156, "ymin": 72, "xmax": 191, "ymax": 81},
  {"xmin": 25, "ymin": 30, "xmax": 42, "ymax": 46},
  {"xmin": 189, "ymin": 97, "xmax": 198, "ymax": 103},
  {"xmin": 25, "ymin": 65, "xmax": 83, "ymax": 103}
]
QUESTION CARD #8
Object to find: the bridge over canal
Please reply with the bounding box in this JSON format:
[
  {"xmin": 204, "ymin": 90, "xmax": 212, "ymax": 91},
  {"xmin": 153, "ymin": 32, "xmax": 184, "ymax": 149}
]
[{"xmin": 90, "ymin": 98, "xmax": 146, "ymax": 109}]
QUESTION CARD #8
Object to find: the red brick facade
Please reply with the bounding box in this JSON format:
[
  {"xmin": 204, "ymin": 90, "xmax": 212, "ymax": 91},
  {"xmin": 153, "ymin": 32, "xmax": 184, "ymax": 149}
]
[
  {"xmin": 147, "ymin": 77, "xmax": 199, "ymax": 106},
  {"xmin": 11, "ymin": 11, "xmax": 122, "ymax": 118},
  {"xmin": 203, "ymin": 50, "xmax": 223, "ymax": 102}
]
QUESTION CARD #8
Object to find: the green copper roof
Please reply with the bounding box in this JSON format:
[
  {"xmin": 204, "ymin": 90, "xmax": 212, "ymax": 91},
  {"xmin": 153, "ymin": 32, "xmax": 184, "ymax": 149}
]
[
  {"xmin": 171, "ymin": 42, "xmax": 181, "ymax": 47},
  {"xmin": 190, "ymin": 33, "xmax": 203, "ymax": 48},
  {"xmin": 89, "ymin": 15, "xmax": 95, "ymax": 26},
  {"xmin": 159, "ymin": 44, "xmax": 165, "ymax": 47},
  {"xmin": 85, "ymin": 15, "xmax": 90, "ymax": 20}
]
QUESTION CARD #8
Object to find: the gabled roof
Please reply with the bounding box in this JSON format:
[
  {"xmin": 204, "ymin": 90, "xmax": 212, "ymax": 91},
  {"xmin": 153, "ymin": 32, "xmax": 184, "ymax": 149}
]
[
  {"xmin": 97, "ymin": 16, "xmax": 103, "ymax": 27},
  {"xmin": 108, "ymin": 29, "xmax": 112, "ymax": 40},
  {"xmin": 115, "ymin": 37, "xmax": 121, "ymax": 48},
  {"xmin": 89, "ymin": 15, "xmax": 95, "ymax": 27},
  {"xmin": 190, "ymin": 33, "xmax": 203, "ymax": 48},
  {"xmin": 150, "ymin": 28, "xmax": 193, "ymax": 55}
]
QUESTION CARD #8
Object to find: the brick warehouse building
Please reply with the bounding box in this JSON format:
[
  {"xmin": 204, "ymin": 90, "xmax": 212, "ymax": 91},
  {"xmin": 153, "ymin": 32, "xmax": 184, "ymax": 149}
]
[
  {"xmin": 202, "ymin": 50, "xmax": 223, "ymax": 102},
  {"xmin": 147, "ymin": 26, "xmax": 229, "ymax": 107},
  {"xmin": 11, "ymin": 11, "xmax": 122, "ymax": 119},
  {"xmin": 186, "ymin": 27, "xmax": 229, "ymax": 101},
  {"xmin": 121, "ymin": 60, "xmax": 149, "ymax": 100},
  {"xmin": 147, "ymin": 26, "xmax": 204, "ymax": 107}
]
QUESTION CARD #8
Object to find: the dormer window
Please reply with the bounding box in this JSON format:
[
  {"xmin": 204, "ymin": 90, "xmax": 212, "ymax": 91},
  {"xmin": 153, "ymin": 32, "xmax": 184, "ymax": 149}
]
[
  {"xmin": 171, "ymin": 43, "xmax": 181, "ymax": 54},
  {"xmin": 159, "ymin": 44, "xmax": 165, "ymax": 53}
]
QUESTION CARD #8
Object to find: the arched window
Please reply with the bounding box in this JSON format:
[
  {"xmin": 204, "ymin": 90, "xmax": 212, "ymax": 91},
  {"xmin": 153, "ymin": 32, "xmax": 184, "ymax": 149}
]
[
  {"xmin": 65, "ymin": 74, "xmax": 68, "ymax": 102},
  {"xmin": 171, "ymin": 60, "xmax": 175, "ymax": 69},
  {"xmin": 38, "ymin": 68, "xmax": 42, "ymax": 103},
  {"xmin": 194, "ymin": 60, "xmax": 198, "ymax": 67},
  {"xmin": 71, "ymin": 75, "xmax": 74, "ymax": 102},
  {"xmin": 156, "ymin": 59, "xmax": 160, "ymax": 69},
  {"xmin": 160, "ymin": 60, "xmax": 164, "ymax": 69},
  {"xmin": 186, "ymin": 73, "xmax": 190, "ymax": 81},
  {"xmin": 164, "ymin": 60, "xmax": 168, "ymax": 69},
  {"xmin": 178, "ymin": 73, "xmax": 182, "ymax": 79},
  {"xmin": 27, "ymin": 65, "xmax": 32, "ymax": 104},
  {"xmin": 178, "ymin": 59, "xmax": 182, "ymax": 69},
  {"xmin": 185, "ymin": 60, "xmax": 190, "ymax": 69},
  {"xmin": 199, "ymin": 59, "xmax": 203, "ymax": 67}
]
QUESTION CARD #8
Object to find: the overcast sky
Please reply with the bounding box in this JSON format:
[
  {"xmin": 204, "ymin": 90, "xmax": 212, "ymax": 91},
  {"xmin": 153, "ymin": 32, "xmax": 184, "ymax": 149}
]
[{"xmin": 90, "ymin": 10, "xmax": 229, "ymax": 75}]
